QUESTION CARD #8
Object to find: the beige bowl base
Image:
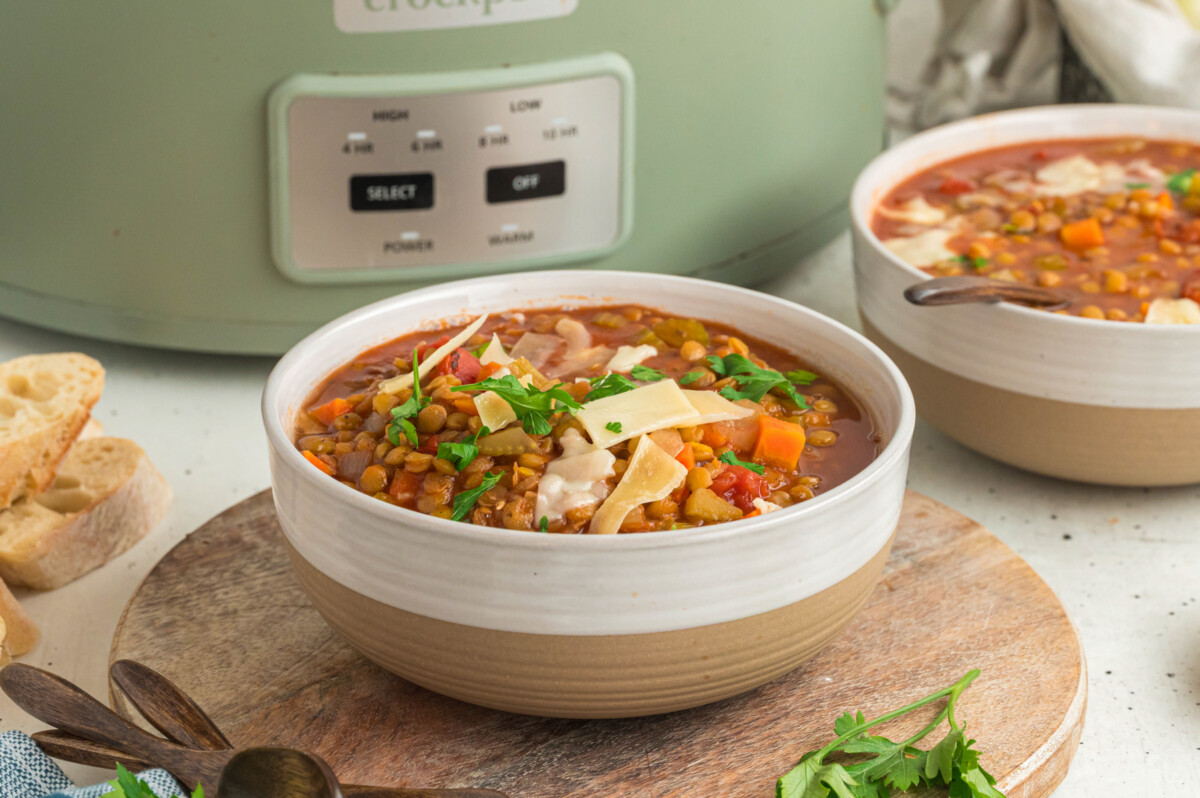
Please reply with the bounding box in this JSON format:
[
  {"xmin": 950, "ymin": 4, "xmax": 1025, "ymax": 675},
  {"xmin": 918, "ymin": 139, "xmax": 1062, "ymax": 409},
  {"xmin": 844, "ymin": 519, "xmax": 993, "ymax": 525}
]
[{"xmin": 862, "ymin": 316, "xmax": 1200, "ymax": 486}]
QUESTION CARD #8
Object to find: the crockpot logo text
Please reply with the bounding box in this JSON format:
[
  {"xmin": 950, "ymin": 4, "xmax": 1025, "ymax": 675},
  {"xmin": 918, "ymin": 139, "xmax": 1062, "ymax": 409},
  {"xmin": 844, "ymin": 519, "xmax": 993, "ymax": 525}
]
[
  {"xmin": 335, "ymin": 0, "xmax": 577, "ymax": 32},
  {"xmin": 364, "ymin": 0, "xmax": 526, "ymax": 15}
]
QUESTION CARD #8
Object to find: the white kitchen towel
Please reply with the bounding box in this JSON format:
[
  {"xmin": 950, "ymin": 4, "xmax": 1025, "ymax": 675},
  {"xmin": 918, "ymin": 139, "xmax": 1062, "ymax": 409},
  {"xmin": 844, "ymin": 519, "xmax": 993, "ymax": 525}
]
[{"xmin": 0, "ymin": 730, "xmax": 185, "ymax": 798}]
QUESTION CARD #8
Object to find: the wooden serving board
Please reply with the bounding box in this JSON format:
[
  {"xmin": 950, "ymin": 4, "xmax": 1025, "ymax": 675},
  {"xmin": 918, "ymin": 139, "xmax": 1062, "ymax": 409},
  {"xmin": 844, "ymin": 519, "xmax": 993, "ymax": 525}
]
[{"xmin": 110, "ymin": 491, "xmax": 1085, "ymax": 798}]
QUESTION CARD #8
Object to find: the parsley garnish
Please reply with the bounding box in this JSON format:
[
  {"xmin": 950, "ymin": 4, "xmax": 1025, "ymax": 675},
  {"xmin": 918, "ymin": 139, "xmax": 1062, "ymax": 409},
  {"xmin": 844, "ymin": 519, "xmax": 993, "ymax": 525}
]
[
  {"xmin": 954, "ymin": 254, "xmax": 988, "ymax": 270},
  {"xmin": 451, "ymin": 471, "xmax": 504, "ymax": 521},
  {"xmin": 584, "ymin": 373, "xmax": 638, "ymax": 402},
  {"xmin": 775, "ymin": 670, "xmax": 1004, "ymax": 798},
  {"xmin": 539, "ymin": 515, "xmax": 549, "ymax": 533},
  {"xmin": 1167, "ymin": 168, "xmax": 1195, "ymax": 194},
  {"xmin": 708, "ymin": 354, "xmax": 810, "ymax": 409},
  {"xmin": 718, "ymin": 450, "xmax": 765, "ymax": 475},
  {"xmin": 437, "ymin": 426, "xmax": 490, "ymax": 471},
  {"xmin": 605, "ymin": 421, "xmax": 623, "ymax": 434},
  {"xmin": 785, "ymin": 369, "xmax": 818, "ymax": 386},
  {"xmin": 386, "ymin": 351, "xmax": 428, "ymax": 447},
  {"xmin": 452, "ymin": 375, "xmax": 581, "ymax": 436},
  {"xmin": 679, "ymin": 371, "xmax": 705, "ymax": 385},
  {"xmin": 630, "ymin": 364, "xmax": 667, "ymax": 382},
  {"xmin": 108, "ymin": 763, "xmax": 203, "ymax": 798},
  {"xmin": 1125, "ymin": 181, "xmax": 1151, "ymax": 190}
]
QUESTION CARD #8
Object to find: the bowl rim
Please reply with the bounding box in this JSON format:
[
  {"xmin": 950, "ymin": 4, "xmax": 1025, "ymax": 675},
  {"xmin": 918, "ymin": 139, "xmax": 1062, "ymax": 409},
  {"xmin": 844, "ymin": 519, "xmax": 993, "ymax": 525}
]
[
  {"xmin": 262, "ymin": 270, "xmax": 916, "ymax": 551},
  {"xmin": 850, "ymin": 102, "xmax": 1200, "ymax": 335}
]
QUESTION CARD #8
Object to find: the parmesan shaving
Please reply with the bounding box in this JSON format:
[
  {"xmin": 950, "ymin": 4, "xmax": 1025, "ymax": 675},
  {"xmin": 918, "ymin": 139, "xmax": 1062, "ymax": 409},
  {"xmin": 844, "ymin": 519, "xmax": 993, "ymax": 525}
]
[
  {"xmin": 752, "ymin": 497, "xmax": 784, "ymax": 515},
  {"xmin": 605, "ymin": 345, "xmax": 659, "ymax": 374},
  {"xmin": 535, "ymin": 429, "xmax": 615, "ymax": 524},
  {"xmin": 882, "ymin": 228, "xmax": 957, "ymax": 267},
  {"xmin": 479, "ymin": 334, "xmax": 514, "ymax": 367},
  {"xmin": 682, "ymin": 390, "xmax": 756, "ymax": 425},
  {"xmin": 378, "ymin": 314, "xmax": 488, "ymax": 395},
  {"xmin": 578, "ymin": 381, "xmax": 700, "ymax": 449},
  {"xmin": 1034, "ymin": 155, "xmax": 1102, "ymax": 196},
  {"xmin": 588, "ymin": 438, "xmax": 686, "ymax": 535},
  {"xmin": 474, "ymin": 391, "xmax": 517, "ymax": 432},
  {"xmin": 876, "ymin": 196, "xmax": 947, "ymax": 225},
  {"xmin": 1145, "ymin": 297, "xmax": 1200, "ymax": 325}
]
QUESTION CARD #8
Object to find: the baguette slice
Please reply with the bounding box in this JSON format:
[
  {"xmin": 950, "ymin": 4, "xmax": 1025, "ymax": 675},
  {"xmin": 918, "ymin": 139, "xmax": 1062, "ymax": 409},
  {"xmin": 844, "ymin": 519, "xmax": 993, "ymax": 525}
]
[
  {"xmin": 0, "ymin": 353, "xmax": 105, "ymax": 509},
  {"xmin": 0, "ymin": 437, "xmax": 171, "ymax": 589},
  {"xmin": 0, "ymin": 576, "xmax": 38, "ymax": 661}
]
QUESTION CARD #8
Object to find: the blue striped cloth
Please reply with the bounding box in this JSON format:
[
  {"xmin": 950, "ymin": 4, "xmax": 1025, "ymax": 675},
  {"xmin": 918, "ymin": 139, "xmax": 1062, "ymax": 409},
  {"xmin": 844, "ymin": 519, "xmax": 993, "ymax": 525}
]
[{"xmin": 0, "ymin": 731, "xmax": 185, "ymax": 798}]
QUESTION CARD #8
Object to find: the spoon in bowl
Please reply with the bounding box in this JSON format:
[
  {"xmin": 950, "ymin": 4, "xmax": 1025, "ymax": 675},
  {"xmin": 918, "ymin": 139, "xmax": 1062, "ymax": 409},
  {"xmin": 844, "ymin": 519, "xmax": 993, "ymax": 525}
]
[{"xmin": 904, "ymin": 275, "xmax": 1071, "ymax": 309}]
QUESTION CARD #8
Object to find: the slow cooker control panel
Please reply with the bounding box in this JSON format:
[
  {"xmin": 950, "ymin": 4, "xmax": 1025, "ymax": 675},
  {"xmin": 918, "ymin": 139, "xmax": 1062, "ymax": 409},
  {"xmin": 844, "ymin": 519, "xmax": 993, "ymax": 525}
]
[{"xmin": 269, "ymin": 56, "xmax": 633, "ymax": 284}]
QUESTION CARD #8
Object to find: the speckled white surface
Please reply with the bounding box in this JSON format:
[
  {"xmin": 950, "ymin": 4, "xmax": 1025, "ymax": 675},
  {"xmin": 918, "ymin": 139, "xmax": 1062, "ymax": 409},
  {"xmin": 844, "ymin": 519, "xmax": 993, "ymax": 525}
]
[{"xmin": 0, "ymin": 234, "xmax": 1197, "ymax": 793}]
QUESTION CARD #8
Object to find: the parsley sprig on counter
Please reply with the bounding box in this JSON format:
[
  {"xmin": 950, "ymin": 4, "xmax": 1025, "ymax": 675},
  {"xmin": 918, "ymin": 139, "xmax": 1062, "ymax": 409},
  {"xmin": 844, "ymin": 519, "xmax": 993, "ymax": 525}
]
[
  {"xmin": 708, "ymin": 354, "xmax": 810, "ymax": 409},
  {"xmin": 386, "ymin": 351, "xmax": 429, "ymax": 447},
  {"xmin": 776, "ymin": 670, "xmax": 1004, "ymax": 798},
  {"xmin": 107, "ymin": 764, "xmax": 203, "ymax": 798},
  {"xmin": 452, "ymin": 375, "xmax": 581, "ymax": 435},
  {"xmin": 451, "ymin": 471, "xmax": 504, "ymax": 521}
]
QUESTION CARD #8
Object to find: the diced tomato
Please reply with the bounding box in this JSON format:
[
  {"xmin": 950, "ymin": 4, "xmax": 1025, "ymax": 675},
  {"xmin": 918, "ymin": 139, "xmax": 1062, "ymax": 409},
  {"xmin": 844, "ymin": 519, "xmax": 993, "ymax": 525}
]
[
  {"xmin": 388, "ymin": 471, "xmax": 421, "ymax": 502},
  {"xmin": 1031, "ymin": 149, "xmax": 1048, "ymax": 161},
  {"xmin": 710, "ymin": 464, "xmax": 769, "ymax": 513},
  {"xmin": 418, "ymin": 434, "xmax": 440, "ymax": 454},
  {"xmin": 415, "ymin": 336, "xmax": 451, "ymax": 361},
  {"xmin": 937, "ymin": 177, "xmax": 975, "ymax": 196},
  {"xmin": 437, "ymin": 347, "xmax": 481, "ymax": 383},
  {"xmin": 1182, "ymin": 270, "xmax": 1200, "ymax": 304}
]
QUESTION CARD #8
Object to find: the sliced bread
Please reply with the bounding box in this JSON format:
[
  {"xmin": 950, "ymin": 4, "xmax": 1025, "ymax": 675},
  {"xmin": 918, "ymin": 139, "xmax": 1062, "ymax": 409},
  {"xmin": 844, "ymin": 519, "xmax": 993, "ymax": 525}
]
[
  {"xmin": 0, "ymin": 437, "xmax": 171, "ymax": 589},
  {"xmin": 0, "ymin": 353, "xmax": 105, "ymax": 509},
  {"xmin": 0, "ymin": 576, "xmax": 38, "ymax": 662}
]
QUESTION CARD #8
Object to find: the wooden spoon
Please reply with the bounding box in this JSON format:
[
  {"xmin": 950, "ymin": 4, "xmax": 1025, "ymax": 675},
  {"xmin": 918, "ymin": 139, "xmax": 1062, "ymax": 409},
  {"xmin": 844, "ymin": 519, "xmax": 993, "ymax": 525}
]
[
  {"xmin": 904, "ymin": 275, "xmax": 1071, "ymax": 309},
  {"xmin": 109, "ymin": 660, "xmax": 232, "ymax": 751},
  {"xmin": 218, "ymin": 747, "xmax": 342, "ymax": 798}
]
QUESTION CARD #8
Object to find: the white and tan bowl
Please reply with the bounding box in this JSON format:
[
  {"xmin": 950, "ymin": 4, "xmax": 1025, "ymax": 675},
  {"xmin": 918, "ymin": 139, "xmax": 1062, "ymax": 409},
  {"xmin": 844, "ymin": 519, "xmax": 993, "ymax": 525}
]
[
  {"xmin": 263, "ymin": 270, "xmax": 914, "ymax": 718},
  {"xmin": 852, "ymin": 105, "xmax": 1200, "ymax": 486}
]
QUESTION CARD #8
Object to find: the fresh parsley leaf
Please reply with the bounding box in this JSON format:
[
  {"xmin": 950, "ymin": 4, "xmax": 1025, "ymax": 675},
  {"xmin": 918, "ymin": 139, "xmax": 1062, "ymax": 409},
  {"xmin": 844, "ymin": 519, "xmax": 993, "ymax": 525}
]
[
  {"xmin": 437, "ymin": 426, "xmax": 490, "ymax": 471},
  {"xmin": 774, "ymin": 670, "xmax": 1004, "ymax": 798},
  {"xmin": 679, "ymin": 371, "xmax": 705, "ymax": 385},
  {"xmin": 708, "ymin": 354, "xmax": 810, "ymax": 410},
  {"xmin": 107, "ymin": 763, "xmax": 204, "ymax": 798},
  {"xmin": 1167, "ymin": 168, "xmax": 1195, "ymax": 194},
  {"xmin": 718, "ymin": 450, "xmax": 765, "ymax": 475},
  {"xmin": 452, "ymin": 375, "xmax": 581, "ymax": 436},
  {"xmin": 786, "ymin": 369, "xmax": 819, "ymax": 386},
  {"xmin": 539, "ymin": 515, "xmax": 549, "ymax": 533},
  {"xmin": 630, "ymin": 364, "xmax": 667, "ymax": 382},
  {"xmin": 954, "ymin": 254, "xmax": 988, "ymax": 270},
  {"xmin": 387, "ymin": 351, "xmax": 429, "ymax": 447},
  {"xmin": 1125, "ymin": 181, "xmax": 1151, "ymax": 190},
  {"xmin": 451, "ymin": 471, "xmax": 503, "ymax": 521},
  {"xmin": 605, "ymin": 421, "xmax": 623, "ymax": 434},
  {"xmin": 584, "ymin": 373, "xmax": 638, "ymax": 402}
]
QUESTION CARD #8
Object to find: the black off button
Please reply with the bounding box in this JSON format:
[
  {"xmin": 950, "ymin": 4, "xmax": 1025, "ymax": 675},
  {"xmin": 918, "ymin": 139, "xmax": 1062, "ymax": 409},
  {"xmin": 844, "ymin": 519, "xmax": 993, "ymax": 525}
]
[
  {"xmin": 350, "ymin": 173, "xmax": 434, "ymax": 211},
  {"xmin": 486, "ymin": 160, "xmax": 566, "ymax": 204}
]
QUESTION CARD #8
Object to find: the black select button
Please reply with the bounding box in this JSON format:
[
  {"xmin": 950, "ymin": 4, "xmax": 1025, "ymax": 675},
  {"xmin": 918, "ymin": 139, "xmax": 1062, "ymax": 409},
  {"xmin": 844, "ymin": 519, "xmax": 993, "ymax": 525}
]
[
  {"xmin": 350, "ymin": 173, "xmax": 434, "ymax": 212},
  {"xmin": 486, "ymin": 160, "xmax": 566, "ymax": 204}
]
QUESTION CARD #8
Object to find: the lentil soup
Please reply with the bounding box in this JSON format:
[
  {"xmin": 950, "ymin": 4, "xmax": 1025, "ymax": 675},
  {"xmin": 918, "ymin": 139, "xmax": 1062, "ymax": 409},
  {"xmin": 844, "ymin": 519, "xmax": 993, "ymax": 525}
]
[
  {"xmin": 872, "ymin": 137, "xmax": 1200, "ymax": 323},
  {"xmin": 294, "ymin": 306, "xmax": 879, "ymax": 533}
]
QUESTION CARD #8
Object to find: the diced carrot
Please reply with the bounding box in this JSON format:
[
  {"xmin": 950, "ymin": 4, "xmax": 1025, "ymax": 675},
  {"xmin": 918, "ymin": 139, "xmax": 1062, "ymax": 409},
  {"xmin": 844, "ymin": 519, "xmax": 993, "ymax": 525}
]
[
  {"xmin": 302, "ymin": 450, "xmax": 335, "ymax": 477},
  {"xmin": 388, "ymin": 470, "xmax": 421, "ymax": 502},
  {"xmin": 752, "ymin": 416, "xmax": 807, "ymax": 471},
  {"xmin": 311, "ymin": 397, "xmax": 353, "ymax": 426},
  {"xmin": 1157, "ymin": 192, "xmax": 1174, "ymax": 212},
  {"xmin": 675, "ymin": 444, "xmax": 696, "ymax": 470},
  {"xmin": 453, "ymin": 396, "xmax": 480, "ymax": 416},
  {"xmin": 700, "ymin": 423, "xmax": 727, "ymax": 447},
  {"xmin": 477, "ymin": 361, "xmax": 505, "ymax": 381},
  {"xmin": 1059, "ymin": 217, "xmax": 1105, "ymax": 249},
  {"xmin": 741, "ymin": 508, "xmax": 763, "ymax": 519}
]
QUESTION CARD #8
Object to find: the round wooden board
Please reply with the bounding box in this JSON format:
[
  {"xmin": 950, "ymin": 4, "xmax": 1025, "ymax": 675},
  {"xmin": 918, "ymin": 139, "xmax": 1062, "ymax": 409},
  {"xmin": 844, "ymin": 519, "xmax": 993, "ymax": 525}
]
[{"xmin": 110, "ymin": 491, "xmax": 1085, "ymax": 798}]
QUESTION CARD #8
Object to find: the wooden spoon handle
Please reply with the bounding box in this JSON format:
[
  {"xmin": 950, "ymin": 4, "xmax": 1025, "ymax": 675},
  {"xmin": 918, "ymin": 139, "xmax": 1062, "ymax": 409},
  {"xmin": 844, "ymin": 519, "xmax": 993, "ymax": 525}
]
[
  {"xmin": 32, "ymin": 729, "xmax": 155, "ymax": 772},
  {"xmin": 342, "ymin": 791, "xmax": 509, "ymax": 797},
  {"xmin": 904, "ymin": 275, "xmax": 1070, "ymax": 308},
  {"xmin": 1, "ymin": 664, "xmax": 228, "ymax": 790},
  {"xmin": 110, "ymin": 659, "xmax": 233, "ymax": 751}
]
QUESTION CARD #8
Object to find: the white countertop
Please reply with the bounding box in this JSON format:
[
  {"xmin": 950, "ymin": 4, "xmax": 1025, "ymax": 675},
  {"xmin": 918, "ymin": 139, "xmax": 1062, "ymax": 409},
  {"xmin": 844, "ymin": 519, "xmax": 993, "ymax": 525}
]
[{"xmin": 1, "ymin": 233, "xmax": 1196, "ymax": 794}]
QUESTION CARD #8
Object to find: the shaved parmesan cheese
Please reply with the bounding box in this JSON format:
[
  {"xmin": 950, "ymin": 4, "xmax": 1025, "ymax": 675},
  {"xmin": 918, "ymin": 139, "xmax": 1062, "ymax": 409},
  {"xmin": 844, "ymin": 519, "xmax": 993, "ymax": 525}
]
[
  {"xmin": 1034, "ymin": 155, "xmax": 1101, "ymax": 196},
  {"xmin": 474, "ymin": 391, "xmax": 517, "ymax": 431},
  {"xmin": 555, "ymin": 317, "xmax": 592, "ymax": 354},
  {"xmin": 479, "ymin": 334, "xmax": 514, "ymax": 367},
  {"xmin": 1145, "ymin": 297, "xmax": 1200, "ymax": 325},
  {"xmin": 578, "ymin": 381, "xmax": 700, "ymax": 449},
  {"xmin": 605, "ymin": 345, "xmax": 659, "ymax": 374},
  {"xmin": 509, "ymin": 333, "xmax": 564, "ymax": 369},
  {"xmin": 535, "ymin": 429, "xmax": 615, "ymax": 524},
  {"xmin": 876, "ymin": 196, "xmax": 947, "ymax": 225},
  {"xmin": 379, "ymin": 314, "xmax": 488, "ymax": 395},
  {"xmin": 589, "ymin": 439, "xmax": 686, "ymax": 535},
  {"xmin": 882, "ymin": 228, "xmax": 957, "ymax": 267},
  {"xmin": 647, "ymin": 429, "xmax": 684, "ymax": 457},
  {"xmin": 752, "ymin": 497, "xmax": 784, "ymax": 515},
  {"xmin": 682, "ymin": 390, "xmax": 756, "ymax": 425}
]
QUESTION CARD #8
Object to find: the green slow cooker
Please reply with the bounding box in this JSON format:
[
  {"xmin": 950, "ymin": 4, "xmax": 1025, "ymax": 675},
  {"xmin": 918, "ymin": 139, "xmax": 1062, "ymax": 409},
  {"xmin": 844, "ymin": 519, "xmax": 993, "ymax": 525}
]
[{"xmin": 0, "ymin": 2, "xmax": 885, "ymax": 353}]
